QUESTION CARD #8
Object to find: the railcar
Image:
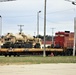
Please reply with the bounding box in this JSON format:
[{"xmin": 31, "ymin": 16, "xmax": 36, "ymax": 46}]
[
  {"xmin": 0, "ymin": 31, "xmax": 76, "ymax": 56},
  {"xmin": 54, "ymin": 31, "xmax": 75, "ymax": 55}
]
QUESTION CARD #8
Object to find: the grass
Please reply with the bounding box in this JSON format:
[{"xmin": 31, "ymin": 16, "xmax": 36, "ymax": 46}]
[{"xmin": 0, "ymin": 56, "xmax": 76, "ymax": 65}]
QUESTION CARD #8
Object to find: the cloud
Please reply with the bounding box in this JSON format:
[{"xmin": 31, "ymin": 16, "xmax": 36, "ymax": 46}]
[{"xmin": 0, "ymin": 0, "xmax": 75, "ymax": 35}]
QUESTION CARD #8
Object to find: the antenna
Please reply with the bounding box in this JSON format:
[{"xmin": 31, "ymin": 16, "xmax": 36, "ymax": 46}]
[{"xmin": 18, "ymin": 25, "xmax": 24, "ymax": 33}]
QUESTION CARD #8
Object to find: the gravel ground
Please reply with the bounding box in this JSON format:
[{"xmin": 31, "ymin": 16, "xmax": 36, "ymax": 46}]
[{"xmin": 0, "ymin": 63, "xmax": 76, "ymax": 75}]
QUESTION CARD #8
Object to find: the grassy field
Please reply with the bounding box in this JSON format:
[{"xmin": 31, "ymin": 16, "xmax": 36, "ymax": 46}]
[{"xmin": 0, "ymin": 56, "xmax": 76, "ymax": 65}]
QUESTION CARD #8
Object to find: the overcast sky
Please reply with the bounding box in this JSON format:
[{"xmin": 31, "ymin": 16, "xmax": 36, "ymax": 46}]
[{"xmin": 0, "ymin": 0, "xmax": 76, "ymax": 36}]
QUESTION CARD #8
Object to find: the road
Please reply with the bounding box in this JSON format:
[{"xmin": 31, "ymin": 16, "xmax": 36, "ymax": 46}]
[{"xmin": 0, "ymin": 64, "xmax": 76, "ymax": 75}]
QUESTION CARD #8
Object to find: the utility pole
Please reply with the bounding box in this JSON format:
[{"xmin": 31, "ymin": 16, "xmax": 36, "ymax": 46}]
[
  {"xmin": 0, "ymin": 15, "xmax": 2, "ymax": 38},
  {"xmin": 37, "ymin": 11, "xmax": 41, "ymax": 36},
  {"xmin": 43, "ymin": 0, "xmax": 47, "ymax": 57},
  {"xmin": 34, "ymin": 31, "xmax": 36, "ymax": 37},
  {"xmin": 0, "ymin": 15, "xmax": 2, "ymax": 49},
  {"xmin": 51, "ymin": 28, "xmax": 55, "ymax": 45},
  {"xmin": 73, "ymin": 17, "xmax": 76, "ymax": 56},
  {"xmin": 18, "ymin": 25, "xmax": 24, "ymax": 33}
]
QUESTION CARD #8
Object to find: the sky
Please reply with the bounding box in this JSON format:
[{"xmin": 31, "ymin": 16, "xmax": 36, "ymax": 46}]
[{"xmin": 0, "ymin": 0, "xmax": 76, "ymax": 36}]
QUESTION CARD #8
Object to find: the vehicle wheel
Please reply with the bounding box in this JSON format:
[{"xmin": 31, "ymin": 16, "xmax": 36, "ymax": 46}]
[
  {"xmin": 5, "ymin": 55, "xmax": 7, "ymax": 57},
  {"xmin": 9, "ymin": 55, "xmax": 11, "ymax": 57}
]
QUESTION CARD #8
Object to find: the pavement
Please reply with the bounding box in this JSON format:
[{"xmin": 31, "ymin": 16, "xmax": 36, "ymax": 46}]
[{"xmin": 0, "ymin": 63, "xmax": 76, "ymax": 75}]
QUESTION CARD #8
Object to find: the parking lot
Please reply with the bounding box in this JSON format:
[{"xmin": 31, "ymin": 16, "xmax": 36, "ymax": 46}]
[{"xmin": 0, "ymin": 63, "xmax": 76, "ymax": 75}]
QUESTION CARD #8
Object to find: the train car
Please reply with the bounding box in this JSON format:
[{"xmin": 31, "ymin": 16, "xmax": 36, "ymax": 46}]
[
  {"xmin": 0, "ymin": 32, "xmax": 43, "ymax": 56},
  {"xmin": 54, "ymin": 31, "xmax": 74, "ymax": 55},
  {"xmin": 55, "ymin": 31, "xmax": 65, "ymax": 48},
  {"xmin": 0, "ymin": 31, "xmax": 75, "ymax": 56}
]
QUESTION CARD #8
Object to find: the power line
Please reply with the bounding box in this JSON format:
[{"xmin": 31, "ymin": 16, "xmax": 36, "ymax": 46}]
[
  {"xmin": 1, "ymin": 15, "xmax": 36, "ymax": 18},
  {"xmin": 40, "ymin": 16, "xmax": 73, "ymax": 24},
  {"xmin": 0, "ymin": 8, "xmax": 75, "ymax": 18},
  {"xmin": 47, "ymin": 8, "xmax": 75, "ymax": 14}
]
